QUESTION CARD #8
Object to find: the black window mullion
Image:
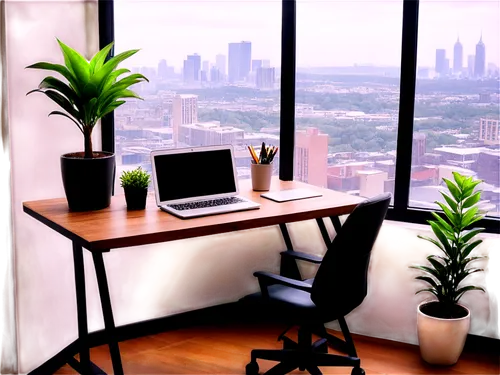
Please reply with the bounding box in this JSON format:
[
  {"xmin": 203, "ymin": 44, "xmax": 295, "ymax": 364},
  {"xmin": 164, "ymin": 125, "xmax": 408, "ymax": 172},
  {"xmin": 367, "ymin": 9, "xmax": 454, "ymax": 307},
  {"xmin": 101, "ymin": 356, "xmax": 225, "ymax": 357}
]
[
  {"xmin": 393, "ymin": 0, "xmax": 419, "ymax": 216},
  {"xmin": 279, "ymin": 0, "xmax": 296, "ymax": 181},
  {"xmin": 99, "ymin": 0, "xmax": 115, "ymax": 154}
]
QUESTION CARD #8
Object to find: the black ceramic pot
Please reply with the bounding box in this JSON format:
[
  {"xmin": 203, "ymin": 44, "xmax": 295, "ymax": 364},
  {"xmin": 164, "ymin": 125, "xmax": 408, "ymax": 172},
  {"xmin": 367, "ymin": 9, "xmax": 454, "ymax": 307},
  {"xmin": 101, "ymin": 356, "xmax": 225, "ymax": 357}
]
[
  {"xmin": 124, "ymin": 187, "xmax": 148, "ymax": 210},
  {"xmin": 61, "ymin": 152, "xmax": 115, "ymax": 211}
]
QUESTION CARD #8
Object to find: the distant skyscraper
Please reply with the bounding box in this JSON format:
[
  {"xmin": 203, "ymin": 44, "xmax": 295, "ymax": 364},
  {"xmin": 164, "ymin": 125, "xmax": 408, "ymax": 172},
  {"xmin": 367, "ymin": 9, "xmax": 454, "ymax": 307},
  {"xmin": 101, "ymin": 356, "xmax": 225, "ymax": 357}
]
[
  {"xmin": 215, "ymin": 54, "xmax": 226, "ymax": 76},
  {"xmin": 183, "ymin": 59, "xmax": 195, "ymax": 82},
  {"xmin": 262, "ymin": 59, "xmax": 271, "ymax": 68},
  {"xmin": 474, "ymin": 35, "xmax": 486, "ymax": 77},
  {"xmin": 294, "ymin": 128, "xmax": 328, "ymax": 187},
  {"xmin": 158, "ymin": 59, "xmax": 168, "ymax": 79},
  {"xmin": 187, "ymin": 54, "xmax": 201, "ymax": 81},
  {"xmin": 202, "ymin": 60, "xmax": 210, "ymax": 73},
  {"xmin": 210, "ymin": 66, "xmax": 221, "ymax": 82},
  {"xmin": 435, "ymin": 49, "xmax": 446, "ymax": 76},
  {"xmin": 239, "ymin": 41, "xmax": 251, "ymax": 80},
  {"xmin": 172, "ymin": 94, "xmax": 198, "ymax": 145},
  {"xmin": 412, "ymin": 133, "xmax": 427, "ymax": 165},
  {"xmin": 256, "ymin": 67, "xmax": 275, "ymax": 89},
  {"xmin": 252, "ymin": 59, "xmax": 262, "ymax": 71},
  {"xmin": 453, "ymin": 37, "xmax": 463, "ymax": 74},
  {"xmin": 467, "ymin": 55, "xmax": 475, "ymax": 77},
  {"xmin": 228, "ymin": 43, "xmax": 240, "ymax": 82},
  {"xmin": 228, "ymin": 41, "xmax": 252, "ymax": 82}
]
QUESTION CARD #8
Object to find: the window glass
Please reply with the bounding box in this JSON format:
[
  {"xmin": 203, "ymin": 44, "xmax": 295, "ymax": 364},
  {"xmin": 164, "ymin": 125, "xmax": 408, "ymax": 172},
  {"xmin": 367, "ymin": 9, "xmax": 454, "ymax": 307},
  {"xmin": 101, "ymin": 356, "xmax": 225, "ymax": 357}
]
[
  {"xmin": 114, "ymin": 0, "xmax": 281, "ymax": 183},
  {"xmin": 410, "ymin": 0, "xmax": 500, "ymax": 217},
  {"xmin": 295, "ymin": 0, "xmax": 403, "ymax": 200}
]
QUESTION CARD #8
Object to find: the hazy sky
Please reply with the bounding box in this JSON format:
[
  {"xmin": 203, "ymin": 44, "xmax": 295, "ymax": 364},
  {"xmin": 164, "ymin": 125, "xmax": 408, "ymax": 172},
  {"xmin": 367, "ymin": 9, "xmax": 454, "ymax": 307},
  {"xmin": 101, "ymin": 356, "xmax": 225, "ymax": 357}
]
[{"xmin": 114, "ymin": 0, "xmax": 500, "ymax": 69}]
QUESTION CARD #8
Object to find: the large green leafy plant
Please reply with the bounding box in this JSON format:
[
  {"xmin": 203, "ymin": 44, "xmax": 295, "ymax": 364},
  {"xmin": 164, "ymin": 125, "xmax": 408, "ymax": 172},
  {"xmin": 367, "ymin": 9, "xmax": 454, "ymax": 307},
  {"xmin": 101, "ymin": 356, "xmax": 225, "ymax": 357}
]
[
  {"xmin": 412, "ymin": 172, "xmax": 486, "ymax": 316},
  {"xmin": 27, "ymin": 39, "xmax": 148, "ymax": 158}
]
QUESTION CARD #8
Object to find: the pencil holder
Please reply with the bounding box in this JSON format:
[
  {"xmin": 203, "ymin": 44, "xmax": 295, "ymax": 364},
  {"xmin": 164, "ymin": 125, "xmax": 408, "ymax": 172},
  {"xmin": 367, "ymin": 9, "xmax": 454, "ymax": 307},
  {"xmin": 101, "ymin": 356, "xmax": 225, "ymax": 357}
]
[{"xmin": 251, "ymin": 163, "xmax": 273, "ymax": 191}]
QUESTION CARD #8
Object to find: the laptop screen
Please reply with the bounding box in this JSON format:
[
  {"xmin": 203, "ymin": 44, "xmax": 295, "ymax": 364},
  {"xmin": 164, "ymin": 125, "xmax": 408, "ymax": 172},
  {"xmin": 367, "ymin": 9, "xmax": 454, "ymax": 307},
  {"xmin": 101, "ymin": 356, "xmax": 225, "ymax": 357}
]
[{"xmin": 153, "ymin": 148, "xmax": 237, "ymax": 202}]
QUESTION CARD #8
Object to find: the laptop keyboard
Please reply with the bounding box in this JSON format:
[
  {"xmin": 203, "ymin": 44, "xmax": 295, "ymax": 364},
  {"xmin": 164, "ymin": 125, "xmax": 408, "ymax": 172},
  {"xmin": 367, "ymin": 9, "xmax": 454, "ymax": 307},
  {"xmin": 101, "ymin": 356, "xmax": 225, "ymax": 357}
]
[{"xmin": 168, "ymin": 197, "xmax": 245, "ymax": 211}]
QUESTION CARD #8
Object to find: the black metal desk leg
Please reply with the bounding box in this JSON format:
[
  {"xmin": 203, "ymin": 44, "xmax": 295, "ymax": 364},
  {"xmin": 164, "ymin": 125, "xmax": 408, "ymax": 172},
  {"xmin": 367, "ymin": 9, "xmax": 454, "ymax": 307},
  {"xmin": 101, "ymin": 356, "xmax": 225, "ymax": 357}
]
[
  {"xmin": 315, "ymin": 218, "xmax": 331, "ymax": 248},
  {"xmin": 92, "ymin": 252, "xmax": 124, "ymax": 375},
  {"xmin": 330, "ymin": 216, "xmax": 342, "ymax": 234},
  {"xmin": 72, "ymin": 242, "xmax": 91, "ymax": 375},
  {"xmin": 279, "ymin": 223, "xmax": 302, "ymax": 280}
]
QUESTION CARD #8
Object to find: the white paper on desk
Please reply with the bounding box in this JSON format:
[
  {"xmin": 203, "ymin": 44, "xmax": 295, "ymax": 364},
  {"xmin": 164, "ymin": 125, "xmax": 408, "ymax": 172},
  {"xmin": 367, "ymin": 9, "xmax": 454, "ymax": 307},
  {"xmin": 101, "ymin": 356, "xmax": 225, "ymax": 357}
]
[{"xmin": 261, "ymin": 188, "xmax": 322, "ymax": 203}]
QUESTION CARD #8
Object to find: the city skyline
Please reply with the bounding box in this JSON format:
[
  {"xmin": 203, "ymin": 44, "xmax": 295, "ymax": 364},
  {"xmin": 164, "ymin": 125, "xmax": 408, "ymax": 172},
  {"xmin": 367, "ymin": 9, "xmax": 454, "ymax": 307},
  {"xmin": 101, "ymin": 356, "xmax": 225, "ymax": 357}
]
[{"xmin": 114, "ymin": 0, "xmax": 499, "ymax": 68}]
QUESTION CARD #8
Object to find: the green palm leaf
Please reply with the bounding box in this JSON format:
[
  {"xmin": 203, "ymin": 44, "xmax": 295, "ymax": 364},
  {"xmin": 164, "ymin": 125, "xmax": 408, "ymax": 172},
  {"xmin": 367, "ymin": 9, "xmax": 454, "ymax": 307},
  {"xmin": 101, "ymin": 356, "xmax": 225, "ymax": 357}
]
[
  {"xmin": 443, "ymin": 178, "xmax": 461, "ymax": 202},
  {"xmin": 440, "ymin": 192, "xmax": 458, "ymax": 213},
  {"xmin": 91, "ymin": 49, "xmax": 140, "ymax": 88},
  {"xmin": 56, "ymin": 39, "xmax": 90, "ymax": 88},
  {"xmin": 25, "ymin": 62, "xmax": 81, "ymax": 95},
  {"xmin": 48, "ymin": 111, "xmax": 83, "ymax": 133},
  {"xmin": 90, "ymin": 41, "xmax": 114, "ymax": 74},
  {"xmin": 410, "ymin": 265, "xmax": 442, "ymax": 280},
  {"xmin": 418, "ymin": 235, "xmax": 445, "ymax": 252}
]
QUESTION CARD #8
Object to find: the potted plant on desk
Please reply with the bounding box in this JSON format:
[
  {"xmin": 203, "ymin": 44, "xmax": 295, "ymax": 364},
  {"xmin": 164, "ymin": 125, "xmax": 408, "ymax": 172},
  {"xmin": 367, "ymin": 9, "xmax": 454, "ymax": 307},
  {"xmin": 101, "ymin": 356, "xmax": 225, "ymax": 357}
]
[
  {"xmin": 411, "ymin": 172, "xmax": 486, "ymax": 365},
  {"xmin": 26, "ymin": 39, "xmax": 148, "ymax": 211},
  {"xmin": 120, "ymin": 167, "xmax": 151, "ymax": 210}
]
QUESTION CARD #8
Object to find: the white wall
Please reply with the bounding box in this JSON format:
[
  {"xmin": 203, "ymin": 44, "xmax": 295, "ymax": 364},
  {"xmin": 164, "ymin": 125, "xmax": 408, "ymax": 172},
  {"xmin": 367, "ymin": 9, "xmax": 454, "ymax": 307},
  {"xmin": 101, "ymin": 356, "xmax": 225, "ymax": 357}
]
[{"xmin": 5, "ymin": 0, "xmax": 99, "ymax": 372}]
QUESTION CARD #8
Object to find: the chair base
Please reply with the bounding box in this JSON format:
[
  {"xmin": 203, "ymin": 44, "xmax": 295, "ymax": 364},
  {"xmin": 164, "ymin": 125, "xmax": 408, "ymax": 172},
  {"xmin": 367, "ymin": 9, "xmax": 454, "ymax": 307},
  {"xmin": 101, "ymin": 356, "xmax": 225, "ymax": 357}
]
[{"xmin": 246, "ymin": 324, "xmax": 364, "ymax": 375}]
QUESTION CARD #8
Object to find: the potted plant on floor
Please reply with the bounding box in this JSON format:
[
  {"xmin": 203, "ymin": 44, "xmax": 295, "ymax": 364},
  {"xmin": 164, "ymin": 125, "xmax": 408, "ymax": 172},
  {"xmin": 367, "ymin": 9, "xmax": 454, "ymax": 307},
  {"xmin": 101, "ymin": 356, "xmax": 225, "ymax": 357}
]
[
  {"xmin": 120, "ymin": 167, "xmax": 151, "ymax": 210},
  {"xmin": 411, "ymin": 171, "xmax": 486, "ymax": 365},
  {"xmin": 26, "ymin": 39, "xmax": 148, "ymax": 211}
]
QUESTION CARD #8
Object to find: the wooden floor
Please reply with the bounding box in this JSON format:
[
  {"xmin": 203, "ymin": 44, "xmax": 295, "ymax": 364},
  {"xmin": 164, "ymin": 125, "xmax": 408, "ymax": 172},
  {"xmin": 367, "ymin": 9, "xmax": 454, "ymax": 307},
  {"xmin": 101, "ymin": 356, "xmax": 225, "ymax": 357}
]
[{"xmin": 56, "ymin": 322, "xmax": 499, "ymax": 375}]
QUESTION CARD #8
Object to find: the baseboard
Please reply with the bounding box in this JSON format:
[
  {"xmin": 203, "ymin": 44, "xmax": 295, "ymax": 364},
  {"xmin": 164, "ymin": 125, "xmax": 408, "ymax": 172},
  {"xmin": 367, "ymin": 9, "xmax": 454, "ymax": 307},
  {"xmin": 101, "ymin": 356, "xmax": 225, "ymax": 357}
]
[{"xmin": 28, "ymin": 303, "xmax": 242, "ymax": 375}]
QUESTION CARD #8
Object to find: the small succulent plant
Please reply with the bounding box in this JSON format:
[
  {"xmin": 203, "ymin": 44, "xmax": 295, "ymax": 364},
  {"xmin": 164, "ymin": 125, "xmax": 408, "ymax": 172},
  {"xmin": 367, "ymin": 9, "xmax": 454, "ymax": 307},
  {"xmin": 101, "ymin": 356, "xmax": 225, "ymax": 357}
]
[{"xmin": 120, "ymin": 167, "xmax": 151, "ymax": 190}]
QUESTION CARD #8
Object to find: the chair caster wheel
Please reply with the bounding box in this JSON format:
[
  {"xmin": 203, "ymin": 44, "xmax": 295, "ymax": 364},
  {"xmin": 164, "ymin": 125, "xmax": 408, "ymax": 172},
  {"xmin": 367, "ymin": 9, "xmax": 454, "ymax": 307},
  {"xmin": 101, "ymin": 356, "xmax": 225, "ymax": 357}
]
[
  {"xmin": 246, "ymin": 361, "xmax": 259, "ymax": 375},
  {"xmin": 351, "ymin": 367, "xmax": 365, "ymax": 375}
]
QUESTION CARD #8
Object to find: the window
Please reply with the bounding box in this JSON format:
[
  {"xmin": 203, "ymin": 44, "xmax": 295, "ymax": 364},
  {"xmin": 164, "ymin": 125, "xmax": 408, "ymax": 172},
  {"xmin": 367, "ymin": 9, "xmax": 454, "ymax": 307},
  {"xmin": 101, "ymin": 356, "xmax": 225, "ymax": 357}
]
[
  {"xmin": 410, "ymin": 0, "xmax": 500, "ymax": 218},
  {"xmin": 102, "ymin": 0, "xmax": 500, "ymax": 232},
  {"xmin": 113, "ymin": 0, "xmax": 281, "ymax": 181},
  {"xmin": 294, "ymin": 0, "xmax": 403, "ymax": 199}
]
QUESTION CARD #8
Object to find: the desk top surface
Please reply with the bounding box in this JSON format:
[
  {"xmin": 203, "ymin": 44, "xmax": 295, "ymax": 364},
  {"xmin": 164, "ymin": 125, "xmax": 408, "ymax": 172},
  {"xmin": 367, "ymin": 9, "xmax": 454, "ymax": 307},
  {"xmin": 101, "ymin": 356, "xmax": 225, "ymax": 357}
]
[{"xmin": 23, "ymin": 179, "xmax": 364, "ymax": 251}]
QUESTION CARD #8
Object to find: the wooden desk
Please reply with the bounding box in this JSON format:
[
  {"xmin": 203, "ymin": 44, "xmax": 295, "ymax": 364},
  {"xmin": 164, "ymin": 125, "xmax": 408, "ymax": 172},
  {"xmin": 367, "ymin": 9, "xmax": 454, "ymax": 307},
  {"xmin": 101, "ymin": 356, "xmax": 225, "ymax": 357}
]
[{"xmin": 23, "ymin": 179, "xmax": 363, "ymax": 375}]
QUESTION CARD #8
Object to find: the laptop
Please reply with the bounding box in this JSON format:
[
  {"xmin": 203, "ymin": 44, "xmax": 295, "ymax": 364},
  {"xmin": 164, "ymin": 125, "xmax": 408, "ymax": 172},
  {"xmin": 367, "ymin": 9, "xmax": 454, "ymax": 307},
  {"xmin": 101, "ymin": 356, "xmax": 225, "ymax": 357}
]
[{"xmin": 151, "ymin": 145, "xmax": 260, "ymax": 219}]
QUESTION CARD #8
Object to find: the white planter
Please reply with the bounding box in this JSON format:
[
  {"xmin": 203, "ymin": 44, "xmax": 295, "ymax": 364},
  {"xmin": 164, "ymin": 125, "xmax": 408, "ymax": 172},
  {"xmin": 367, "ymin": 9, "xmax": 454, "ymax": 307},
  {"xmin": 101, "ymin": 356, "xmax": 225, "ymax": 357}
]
[{"xmin": 417, "ymin": 301, "xmax": 470, "ymax": 365}]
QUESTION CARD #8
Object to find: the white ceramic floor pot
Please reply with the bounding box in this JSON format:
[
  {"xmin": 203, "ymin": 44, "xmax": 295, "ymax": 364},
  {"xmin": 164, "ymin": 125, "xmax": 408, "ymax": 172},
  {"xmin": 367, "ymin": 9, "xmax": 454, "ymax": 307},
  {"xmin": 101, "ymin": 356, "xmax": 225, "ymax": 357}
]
[{"xmin": 417, "ymin": 301, "xmax": 470, "ymax": 365}]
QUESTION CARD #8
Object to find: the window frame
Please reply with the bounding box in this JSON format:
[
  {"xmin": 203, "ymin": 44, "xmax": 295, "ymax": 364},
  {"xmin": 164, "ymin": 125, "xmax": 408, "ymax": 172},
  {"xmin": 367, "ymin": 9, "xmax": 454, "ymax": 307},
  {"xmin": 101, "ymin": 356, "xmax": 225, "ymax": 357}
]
[{"xmin": 100, "ymin": 0, "xmax": 500, "ymax": 234}]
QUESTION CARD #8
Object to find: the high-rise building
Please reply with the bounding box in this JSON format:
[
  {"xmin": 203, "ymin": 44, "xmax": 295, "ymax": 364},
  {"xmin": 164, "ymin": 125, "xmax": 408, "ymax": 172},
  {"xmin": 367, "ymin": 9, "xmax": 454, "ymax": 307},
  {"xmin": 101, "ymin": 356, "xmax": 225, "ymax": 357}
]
[
  {"xmin": 210, "ymin": 66, "xmax": 221, "ymax": 82},
  {"xmin": 256, "ymin": 67, "xmax": 275, "ymax": 89},
  {"xmin": 158, "ymin": 59, "xmax": 168, "ymax": 79},
  {"xmin": 228, "ymin": 41, "xmax": 252, "ymax": 82},
  {"xmin": 202, "ymin": 60, "xmax": 210, "ymax": 73},
  {"xmin": 252, "ymin": 59, "xmax": 262, "ymax": 71},
  {"xmin": 262, "ymin": 59, "xmax": 271, "ymax": 68},
  {"xmin": 172, "ymin": 94, "xmax": 198, "ymax": 145},
  {"xmin": 453, "ymin": 37, "xmax": 463, "ymax": 74},
  {"xmin": 412, "ymin": 132, "xmax": 427, "ymax": 165},
  {"xmin": 183, "ymin": 59, "xmax": 194, "ymax": 82},
  {"xmin": 187, "ymin": 54, "xmax": 201, "ymax": 81},
  {"xmin": 479, "ymin": 118, "xmax": 499, "ymax": 145},
  {"xmin": 294, "ymin": 127, "xmax": 328, "ymax": 187},
  {"xmin": 239, "ymin": 41, "xmax": 251, "ymax": 80},
  {"xmin": 228, "ymin": 43, "xmax": 240, "ymax": 82},
  {"xmin": 474, "ymin": 35, "xmax": 486, "ymax": 77},
  {"xmin": 215, "ymin": 54, "xmax": 226, "ymax": 76},
  {"xmin": 467, "ymin": 55, "xmax": 475, "ymax": 77},
  {"xmin": 435, "ymin": 49, "xmax": 446, "ymax": 76}
]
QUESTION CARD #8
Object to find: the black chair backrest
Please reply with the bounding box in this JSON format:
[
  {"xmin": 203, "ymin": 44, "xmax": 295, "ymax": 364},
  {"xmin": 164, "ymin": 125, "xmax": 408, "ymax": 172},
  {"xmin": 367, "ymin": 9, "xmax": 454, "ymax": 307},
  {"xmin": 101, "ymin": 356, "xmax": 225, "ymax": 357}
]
[{"xmin": 311, "ymin": 193, "xmax": 391, "ymax": 319}]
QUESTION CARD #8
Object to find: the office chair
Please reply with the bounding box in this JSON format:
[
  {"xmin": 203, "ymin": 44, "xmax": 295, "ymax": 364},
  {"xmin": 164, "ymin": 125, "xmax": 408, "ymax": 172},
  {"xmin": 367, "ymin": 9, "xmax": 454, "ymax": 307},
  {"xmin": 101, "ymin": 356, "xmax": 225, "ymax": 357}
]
[{"xmin": 242, "ymin": 193, "xmax": 391, "ymax": 375}]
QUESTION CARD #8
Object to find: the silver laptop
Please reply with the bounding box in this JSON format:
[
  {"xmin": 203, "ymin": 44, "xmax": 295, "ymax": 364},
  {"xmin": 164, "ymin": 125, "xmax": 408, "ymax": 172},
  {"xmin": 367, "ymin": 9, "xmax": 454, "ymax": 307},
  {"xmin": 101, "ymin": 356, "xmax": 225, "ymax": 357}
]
[{"xmin": 151, "ymin": 145, "xmax": 260, "ymax": 219}]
